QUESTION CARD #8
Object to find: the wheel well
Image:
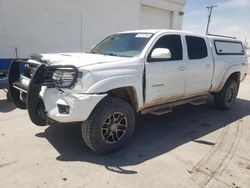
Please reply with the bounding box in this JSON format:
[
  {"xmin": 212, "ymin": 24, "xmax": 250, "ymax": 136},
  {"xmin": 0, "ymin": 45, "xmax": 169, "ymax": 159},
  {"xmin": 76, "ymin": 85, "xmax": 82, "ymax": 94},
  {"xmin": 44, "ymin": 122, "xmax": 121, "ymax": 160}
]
[
  {"xmin": 212, "ymin": 71, "xmax": 241, "ymax": 94},
  {"xmin": 107, "ymin": 87, "xmax": 138, "ymax": 111},
  {"xmin": 228, "ymin": 72, "xmax": 240, "ymax": 83}
]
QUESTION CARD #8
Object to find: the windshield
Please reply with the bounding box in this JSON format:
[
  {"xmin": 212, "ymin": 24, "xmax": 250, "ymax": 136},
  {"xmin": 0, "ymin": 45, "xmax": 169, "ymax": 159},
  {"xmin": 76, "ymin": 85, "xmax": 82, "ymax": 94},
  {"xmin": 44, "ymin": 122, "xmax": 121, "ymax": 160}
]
[{"xmin": 90, "ymin": 33, "xmax": 153, "ymax": 57}]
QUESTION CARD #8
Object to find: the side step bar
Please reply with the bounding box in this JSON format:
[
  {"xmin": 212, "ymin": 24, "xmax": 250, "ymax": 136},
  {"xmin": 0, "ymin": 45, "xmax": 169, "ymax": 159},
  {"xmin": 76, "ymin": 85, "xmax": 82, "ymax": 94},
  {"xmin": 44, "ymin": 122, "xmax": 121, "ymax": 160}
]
[{"xmin": 141, "ymin": 94, "xmax": 210, "ymax": 115}]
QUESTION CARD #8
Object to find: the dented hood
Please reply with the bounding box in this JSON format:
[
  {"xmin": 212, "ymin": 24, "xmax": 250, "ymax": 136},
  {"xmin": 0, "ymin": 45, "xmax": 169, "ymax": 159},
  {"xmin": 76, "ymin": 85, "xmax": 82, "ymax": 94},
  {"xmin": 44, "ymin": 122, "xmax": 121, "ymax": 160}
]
[{"xmin": 40, "ymin": 53, "xmax": 130, "ymax": 68}]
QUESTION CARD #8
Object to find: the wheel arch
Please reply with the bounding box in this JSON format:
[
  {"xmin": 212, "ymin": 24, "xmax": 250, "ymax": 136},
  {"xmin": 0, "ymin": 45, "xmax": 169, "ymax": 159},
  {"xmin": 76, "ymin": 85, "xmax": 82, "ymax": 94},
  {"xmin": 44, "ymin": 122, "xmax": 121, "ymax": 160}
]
[
  {"xmin": 228, "ymin": 72, "xmax": 241, "ymax": 82},
  {"xmin": 107, "ymin": 87, "xmax": 139, "ymax": 111},
  {"xmin": 214, "ymin": 65, "xmax": 241, "ymax": 93},
  {"xmin": 86, "ymin": 75, "xmax": 143, "ymax": 110}
]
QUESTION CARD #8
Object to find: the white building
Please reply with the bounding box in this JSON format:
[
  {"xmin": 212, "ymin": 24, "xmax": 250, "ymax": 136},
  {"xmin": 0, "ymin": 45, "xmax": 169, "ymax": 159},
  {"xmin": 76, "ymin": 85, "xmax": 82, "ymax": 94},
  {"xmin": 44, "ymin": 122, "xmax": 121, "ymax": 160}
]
[{"xmin": 0, "ymin": 0, "xmax": 186, "ymax": 62}]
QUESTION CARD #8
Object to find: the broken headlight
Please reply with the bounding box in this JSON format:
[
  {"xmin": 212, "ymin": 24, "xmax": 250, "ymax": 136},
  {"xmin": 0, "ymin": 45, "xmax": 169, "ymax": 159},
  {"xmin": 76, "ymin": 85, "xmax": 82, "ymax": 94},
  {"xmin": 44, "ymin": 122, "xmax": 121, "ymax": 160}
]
[{"xmin": 44, "ymin": 66, "xmax": 78, "ymax": 88}]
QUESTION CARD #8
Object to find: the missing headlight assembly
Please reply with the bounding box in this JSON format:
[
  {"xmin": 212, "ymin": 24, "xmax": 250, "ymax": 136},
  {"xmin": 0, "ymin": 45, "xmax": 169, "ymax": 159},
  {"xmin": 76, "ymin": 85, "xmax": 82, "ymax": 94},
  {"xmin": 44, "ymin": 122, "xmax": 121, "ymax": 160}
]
[{"xmin": 42, "ymin": 65, "xmax": 79, "ymax": 89}]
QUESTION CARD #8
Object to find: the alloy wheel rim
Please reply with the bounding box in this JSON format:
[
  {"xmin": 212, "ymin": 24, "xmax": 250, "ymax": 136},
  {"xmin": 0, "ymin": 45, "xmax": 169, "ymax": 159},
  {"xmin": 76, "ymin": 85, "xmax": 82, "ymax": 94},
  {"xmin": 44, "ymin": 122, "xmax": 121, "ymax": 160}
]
[
  {"xmin": 226, "ymin": 87, "xmax": 235, "ymax": 104},
  {"xmin": 101, "ymin": 112, "xmax": 128, "ymax": 144}
]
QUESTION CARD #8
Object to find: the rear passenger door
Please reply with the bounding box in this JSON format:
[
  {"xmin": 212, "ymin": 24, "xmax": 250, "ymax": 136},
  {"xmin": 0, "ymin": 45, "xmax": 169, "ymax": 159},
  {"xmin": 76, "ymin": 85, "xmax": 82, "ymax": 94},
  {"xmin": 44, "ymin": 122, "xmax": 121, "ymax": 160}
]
[{"xmin": 184, "ymin": 36, "xmax": 214, "ymax": 98}]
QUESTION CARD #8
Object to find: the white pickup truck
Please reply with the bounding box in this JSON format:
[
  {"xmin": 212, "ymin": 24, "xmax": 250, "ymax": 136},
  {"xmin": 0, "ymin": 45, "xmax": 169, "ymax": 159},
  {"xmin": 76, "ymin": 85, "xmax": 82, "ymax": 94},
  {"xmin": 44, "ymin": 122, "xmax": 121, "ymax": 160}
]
[{"xmin": 9, "ymin": 30, "xmax": 248, "ymax": 154}]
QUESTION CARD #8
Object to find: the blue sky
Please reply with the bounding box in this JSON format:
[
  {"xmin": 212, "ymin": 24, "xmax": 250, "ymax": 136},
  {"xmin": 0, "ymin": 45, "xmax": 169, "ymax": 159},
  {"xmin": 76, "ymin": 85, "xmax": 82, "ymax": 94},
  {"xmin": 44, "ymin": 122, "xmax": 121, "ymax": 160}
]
[{"xmin": 183, "ymin": 0, "xmax": 250, "ymax": 41}]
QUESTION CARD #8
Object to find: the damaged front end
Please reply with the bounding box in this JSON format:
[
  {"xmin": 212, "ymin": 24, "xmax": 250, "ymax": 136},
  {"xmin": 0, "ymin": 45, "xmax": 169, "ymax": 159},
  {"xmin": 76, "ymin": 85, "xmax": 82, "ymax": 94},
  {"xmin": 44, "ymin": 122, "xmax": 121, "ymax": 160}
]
[{"xmin": 8, "ymin": 54, "xmax": 78, "ymax": 126}]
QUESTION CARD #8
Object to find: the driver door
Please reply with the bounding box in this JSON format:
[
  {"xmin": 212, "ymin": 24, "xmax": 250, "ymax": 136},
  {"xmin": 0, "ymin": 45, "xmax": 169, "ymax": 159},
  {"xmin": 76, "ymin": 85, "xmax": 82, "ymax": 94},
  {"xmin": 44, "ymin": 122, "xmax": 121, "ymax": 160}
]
[{"xmin": 145, "ymin": 34, "xmax": 186, "ymax": 106}]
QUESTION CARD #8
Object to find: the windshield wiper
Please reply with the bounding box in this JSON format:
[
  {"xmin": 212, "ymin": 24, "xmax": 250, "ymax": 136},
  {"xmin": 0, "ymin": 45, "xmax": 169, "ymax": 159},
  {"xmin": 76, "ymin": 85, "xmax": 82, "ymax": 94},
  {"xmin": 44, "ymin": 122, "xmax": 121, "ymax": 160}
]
[
  {"xmin": 86, "ymin": 51, "xmax": 100, "ymax": 54},
  {"xmin": 103, "ymin": 53, "xmax": 120, "ymax": 57},
  {"xmin": 88, "ymin": 52, "xmax": 130, "ymax": 57},
  {"xmin": 103, "ymin": 53, "xmax": 131, "ymax": 57}
]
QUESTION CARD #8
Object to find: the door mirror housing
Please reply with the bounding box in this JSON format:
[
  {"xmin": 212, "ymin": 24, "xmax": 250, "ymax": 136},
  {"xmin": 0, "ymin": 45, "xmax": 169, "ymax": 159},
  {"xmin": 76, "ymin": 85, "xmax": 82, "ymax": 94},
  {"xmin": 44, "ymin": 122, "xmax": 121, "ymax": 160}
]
[{"xmin": 151, "ymin": 48, "xmax": 171, "ymax": 60}]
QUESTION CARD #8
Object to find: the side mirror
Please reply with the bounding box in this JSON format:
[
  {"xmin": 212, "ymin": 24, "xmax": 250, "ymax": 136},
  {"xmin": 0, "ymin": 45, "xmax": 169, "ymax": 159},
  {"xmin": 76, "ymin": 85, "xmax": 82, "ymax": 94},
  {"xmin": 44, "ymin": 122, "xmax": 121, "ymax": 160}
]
[{"xmin": 151, "ymin": 48, "xmax": 171, "ymax": 60}]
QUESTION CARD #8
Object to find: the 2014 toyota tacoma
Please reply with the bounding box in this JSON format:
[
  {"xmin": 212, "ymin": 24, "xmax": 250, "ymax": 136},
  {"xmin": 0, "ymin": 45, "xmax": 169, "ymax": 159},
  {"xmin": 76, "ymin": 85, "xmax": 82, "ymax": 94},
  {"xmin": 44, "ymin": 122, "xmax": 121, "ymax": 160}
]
[{"xmin": 9, "ymin": 30, "xmax": 248, "ymax": 154}]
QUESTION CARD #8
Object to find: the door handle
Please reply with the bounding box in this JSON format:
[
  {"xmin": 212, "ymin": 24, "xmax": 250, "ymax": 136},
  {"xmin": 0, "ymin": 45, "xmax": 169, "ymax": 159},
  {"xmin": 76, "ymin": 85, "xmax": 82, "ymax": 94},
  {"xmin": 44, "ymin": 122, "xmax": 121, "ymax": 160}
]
[{"xmin": 178, "ymin": 66, "xmax": 186, "ymax": 71}]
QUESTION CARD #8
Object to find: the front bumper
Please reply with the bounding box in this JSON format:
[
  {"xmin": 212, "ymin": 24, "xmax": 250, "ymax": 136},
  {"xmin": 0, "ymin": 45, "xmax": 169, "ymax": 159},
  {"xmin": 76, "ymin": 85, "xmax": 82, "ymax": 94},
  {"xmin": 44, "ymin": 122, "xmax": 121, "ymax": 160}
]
[
  {"xmin": 8, "ymin": 59, "xmax": 106, "ymax": 125},
  {"xmin": 42, "ymin": 88, "xmax": 106, "ymax": 123}
]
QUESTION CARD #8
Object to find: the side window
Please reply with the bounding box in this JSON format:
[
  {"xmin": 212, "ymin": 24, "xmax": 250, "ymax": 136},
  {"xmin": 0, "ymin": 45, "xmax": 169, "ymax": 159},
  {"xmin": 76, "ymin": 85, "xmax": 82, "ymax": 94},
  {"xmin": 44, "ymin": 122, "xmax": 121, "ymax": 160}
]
[
  {"xmin": 149, "ymin": 35, "xmax": 183, "ymax": 61},
  {"xmin": 214, "ymin": 40, "xmax": 245, "ymax": 55},
  {"xmin": 186, "ymin": 36, "xmax": 208, "ymax": 60}
]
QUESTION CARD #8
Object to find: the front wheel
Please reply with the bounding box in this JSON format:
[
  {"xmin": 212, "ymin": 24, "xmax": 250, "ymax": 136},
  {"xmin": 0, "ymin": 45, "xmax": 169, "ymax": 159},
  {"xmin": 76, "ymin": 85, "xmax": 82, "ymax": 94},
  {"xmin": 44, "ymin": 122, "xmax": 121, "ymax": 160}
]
[
  {"xmin": 81, "ymin": 96, "xmax": 135, "ymax": 154},
  {"xmin": 6, "ymin": 90, "xmax": 12, "ymax": 102},
  {"xmin": 214, "ymin": 79, "xmax": 239, "ymax": 110}
]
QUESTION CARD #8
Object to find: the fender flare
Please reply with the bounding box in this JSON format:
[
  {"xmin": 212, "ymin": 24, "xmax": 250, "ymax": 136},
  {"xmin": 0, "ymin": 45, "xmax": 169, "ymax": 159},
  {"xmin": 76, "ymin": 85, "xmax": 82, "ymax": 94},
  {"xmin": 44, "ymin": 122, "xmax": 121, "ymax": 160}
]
[
  {"xmin": 214, "ymin": 64, "xmax": 241, "ymax": 93},
  {"xmin": 87, "ymin": 75, "xmax": 143, "ymax": 109}
]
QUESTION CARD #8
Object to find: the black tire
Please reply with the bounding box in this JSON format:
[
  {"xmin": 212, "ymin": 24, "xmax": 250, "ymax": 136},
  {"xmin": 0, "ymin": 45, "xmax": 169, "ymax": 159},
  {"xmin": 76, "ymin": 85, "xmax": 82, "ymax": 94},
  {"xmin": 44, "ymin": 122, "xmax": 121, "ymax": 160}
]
[
  {"xmin": 214, "ymin": 79, "xmax": 239, "ymax": 110},
  {"xmin": 6, "ymin": 91, "xmax": 12, "ymax": 102},
  {"xmin": 32, "ymin": 99, "xmax": 48, "ymax": 126},
  {"xmin": 81, "ymin": 96, "xmax": 135, "ymax": 154}
]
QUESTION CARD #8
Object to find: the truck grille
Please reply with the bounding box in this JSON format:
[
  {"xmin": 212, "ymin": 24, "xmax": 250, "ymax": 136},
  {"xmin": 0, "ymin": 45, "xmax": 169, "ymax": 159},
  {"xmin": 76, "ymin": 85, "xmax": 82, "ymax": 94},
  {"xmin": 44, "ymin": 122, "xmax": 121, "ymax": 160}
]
[
  {"xmin": 23, "ymin": 65, "xmax": 60, "ymax": 87},
  {"xmin": 41, "ymin": 67, "xmax": 58, "ymax": 87},
  {"xmin": 23, "ymin": 64, "xmax": 37, "ymax": 79},
  {"xmin": 12, "ymin": 59, "xmax": 78, "ymax": 90}
]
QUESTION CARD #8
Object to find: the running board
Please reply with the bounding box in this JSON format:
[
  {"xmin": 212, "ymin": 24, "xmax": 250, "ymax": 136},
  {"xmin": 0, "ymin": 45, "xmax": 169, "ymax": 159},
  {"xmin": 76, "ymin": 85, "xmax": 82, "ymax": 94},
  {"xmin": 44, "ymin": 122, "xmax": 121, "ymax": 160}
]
[
  {"xmin": 141, "ymin": 94, "xmax": 210, "ymax": 115},
  {"xmin": 190, "ymin": 100, "xmax": 207, "ymax": 106}
]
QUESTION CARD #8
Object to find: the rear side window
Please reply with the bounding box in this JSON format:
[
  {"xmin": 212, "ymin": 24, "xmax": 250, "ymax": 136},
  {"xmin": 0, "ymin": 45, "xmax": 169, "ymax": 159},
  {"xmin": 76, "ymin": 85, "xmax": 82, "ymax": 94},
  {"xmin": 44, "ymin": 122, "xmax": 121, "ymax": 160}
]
[
  {"xmin": 214, "ymin": 40, "xmax": 245, "ymax": 55},
  {"xmin": 186, "ymin": 36, "xmax": 208, "ymax": 60},
  {"xmin": 150, "ymin": 35, "xmax": 183, "ymax": 61}
]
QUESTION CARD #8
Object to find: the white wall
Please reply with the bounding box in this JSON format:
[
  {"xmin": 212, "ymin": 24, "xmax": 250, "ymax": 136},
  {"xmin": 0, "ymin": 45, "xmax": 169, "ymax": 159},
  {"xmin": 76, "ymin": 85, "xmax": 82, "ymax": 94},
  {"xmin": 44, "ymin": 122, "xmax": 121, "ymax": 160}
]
[
  {"xmin": 246, "ymin": 39, "xmax": 250, "ymax": 64},
  {"xmin": 0, "ymin": 0, "xmax": 185, "ymax": 59},
  {"xmin": 142, "ymin": 0, "xmax": 185, "ymax": 30},
  {"xmin": 247, "ymin": 48, "xmax": 250, "ymax": 64}
]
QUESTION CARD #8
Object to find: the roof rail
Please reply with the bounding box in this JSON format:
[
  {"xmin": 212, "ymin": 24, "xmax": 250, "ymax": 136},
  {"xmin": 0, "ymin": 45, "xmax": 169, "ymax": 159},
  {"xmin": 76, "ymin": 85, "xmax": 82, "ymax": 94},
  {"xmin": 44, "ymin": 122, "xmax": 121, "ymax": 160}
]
[{"xmin": 206, "ymin": 33, "xmax": 237, "ymax": 39}]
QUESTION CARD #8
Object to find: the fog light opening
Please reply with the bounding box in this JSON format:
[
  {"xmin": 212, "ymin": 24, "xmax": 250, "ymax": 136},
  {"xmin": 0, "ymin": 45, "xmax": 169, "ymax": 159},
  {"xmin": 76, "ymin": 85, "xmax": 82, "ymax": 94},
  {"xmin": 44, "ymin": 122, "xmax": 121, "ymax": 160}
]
[{"xmin": 58, "ymin": 104, "xmax": 70, "ymax": 115}]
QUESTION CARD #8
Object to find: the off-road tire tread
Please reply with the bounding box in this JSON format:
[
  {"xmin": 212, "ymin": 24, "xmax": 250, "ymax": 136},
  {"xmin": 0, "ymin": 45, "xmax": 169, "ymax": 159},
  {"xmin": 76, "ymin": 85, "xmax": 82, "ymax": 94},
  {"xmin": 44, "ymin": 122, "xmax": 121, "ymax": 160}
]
[
  {"xmin": 81, "ymin": 96, "xmax": 135, "ymax": 154},
  {"xmin": 6, "ymin": 91, "xmax": 12, "ymax": 102},
  {"xmin": 214, "ymin": 79, "xmax": 238, "ymax": 110}
]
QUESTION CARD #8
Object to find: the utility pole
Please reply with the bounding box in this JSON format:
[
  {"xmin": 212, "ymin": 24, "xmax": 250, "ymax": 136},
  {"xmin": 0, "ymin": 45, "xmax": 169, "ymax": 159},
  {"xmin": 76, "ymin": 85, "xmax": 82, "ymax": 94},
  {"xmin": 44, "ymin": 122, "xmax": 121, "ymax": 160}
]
[
  {"xmin": 206, "ymin": 5, "xmax": 217, "ymax": 34},
  {"xmin": 80, "ymin": 10, "xmax": 83, "ymax": 53},
  {"xmin": 244, "ymin": 38, "xmax": 249, "ymax": 49}
]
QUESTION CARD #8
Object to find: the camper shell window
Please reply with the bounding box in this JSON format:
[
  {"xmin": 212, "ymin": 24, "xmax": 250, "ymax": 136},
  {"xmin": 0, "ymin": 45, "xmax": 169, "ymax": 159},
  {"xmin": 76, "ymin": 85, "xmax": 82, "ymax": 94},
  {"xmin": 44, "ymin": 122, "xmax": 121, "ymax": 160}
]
[{"xmin": 214, "ymin": 40, "xmax": 245, "ymax": 55}]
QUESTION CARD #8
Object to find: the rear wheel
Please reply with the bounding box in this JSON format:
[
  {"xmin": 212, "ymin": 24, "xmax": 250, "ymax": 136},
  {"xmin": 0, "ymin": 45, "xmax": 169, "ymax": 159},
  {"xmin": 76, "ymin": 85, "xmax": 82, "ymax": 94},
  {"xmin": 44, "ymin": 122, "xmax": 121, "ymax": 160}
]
[
  {"xmin": 214, "ymin": 79, "xmax": 239, "ymax": 110},
  {"xmin": 81, "ymin": 96, "xmax": 135, "ymax": 154}
]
